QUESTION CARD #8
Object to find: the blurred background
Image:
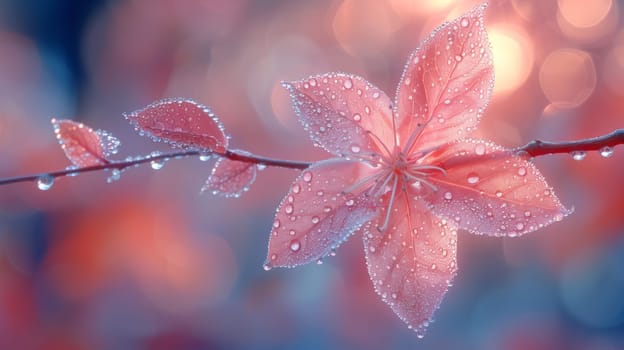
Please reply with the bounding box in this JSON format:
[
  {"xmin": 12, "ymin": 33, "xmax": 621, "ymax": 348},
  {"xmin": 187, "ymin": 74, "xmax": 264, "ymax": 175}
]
[{"xmin": 0, "ymin": 0, "xmax": 623, "ymax": 349}]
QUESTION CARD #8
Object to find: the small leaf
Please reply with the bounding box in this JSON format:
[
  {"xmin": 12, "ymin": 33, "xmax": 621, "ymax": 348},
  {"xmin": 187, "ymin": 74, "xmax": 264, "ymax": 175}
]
[
  {"xmin": 124, "ymin": 98, "xmax": 228, "ymax": 153},
  {"xmin": 202, "ymin": 153, "xmax": 257, "ymax": 198},
  {"xmin": 52, "ymin": 119, "xmax": 118, "ymax": 167}
]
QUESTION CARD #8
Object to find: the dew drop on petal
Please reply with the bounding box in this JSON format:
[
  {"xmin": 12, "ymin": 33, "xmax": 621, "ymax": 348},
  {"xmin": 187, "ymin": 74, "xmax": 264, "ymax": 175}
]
[
  {"xmin": 524, "ymin": 211, "xmax": 532, "ymax": 217},
  {"xmin": 515, "ymin": 222, "xmax": 525, "ymax": 231},
  {"xmin": 443, "ymin": 99, "xmax": 451, "ymax": 105},
  {"xmin": 289, "ymin": 239, "xmax": 301, "ymax": 252},
  {"xmin": 345, "ymin": 199, "xmax": 355, "ymax": 206},
  {"xmin": 273, "ymin": 219, "xmax": 280, "ymax": 228},
  {"xmin": 343, "ymin": 79, "xmax": 353, "ymax": 89},
  {"xmin": 570, "ymin": 151, "xmax": 586, "ymax": 161},
  {"xmin": 495, "ymin": 191, "xmax": 503, "ymax": 198},
  {"xmin": 263, "ymin": 263, "xmax": 273, "ymax": 271},
  {"xmin": 311, "ymin": 216, "xmax": 320, "ymax": 224},
  {"xmin": 475, "ymin": 144, "xmax": 486, "ymax": 156},
  {"xmin": 460, "ymin": 17, "xmax": 470, "ymax": 28},
  {"xmin": 303, "ymin": 172, "xmax": 313, "ymax": 182},
  {"xmin": 444, "ymin": 192, "xmax": 453, "ymax": 200},
  {"xmin": 454, "ymin": 55, "xmax": 463, "ymax": 62},
  {"xmin": 466, "ymin": 173, "xmax": 479, "ymax": 184},
  {"xmin": 600, "ymin": 146, "xmax": 614, "ymax": 158},
  {"xmin": 285, "ymin": 204, "xmax": 294, "ymax": 214},
  {"xmin": 353, "ymin": 113, "xmax": 362, "ymax": 122},
  {"xmin": 517, "ymin": 167, "xmax": 527, "ymax": 176},
  {"xmin": 36, "ymin": 174, "xmax": 54, "ymax": 191},
  {"xmin": 292, "ymin": 184, "xmax": 301, "ymax": 194},
  {"xmin": 351, "ymin": 145, "xmax": 361, "ymax": 153}
]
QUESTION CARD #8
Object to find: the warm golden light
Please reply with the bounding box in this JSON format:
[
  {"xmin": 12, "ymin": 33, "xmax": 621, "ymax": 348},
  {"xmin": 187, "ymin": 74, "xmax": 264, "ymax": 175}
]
[
  {"xmin": 489, "ymin": 25, "xmax": 534, "ymax": 97},
  {"xmin": 389, "ymin": 0, "xmax": 457, "ymax": 17},
  {"xmin": 558, "ymin": 0, "xmax": 612, "ymax": 28},
  {"xmin": 539, "ymin": 49, "xmax": 596, "ymax": 109}
]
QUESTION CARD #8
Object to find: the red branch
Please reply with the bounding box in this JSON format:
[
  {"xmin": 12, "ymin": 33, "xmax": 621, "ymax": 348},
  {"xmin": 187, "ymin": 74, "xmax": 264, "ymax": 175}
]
[{"xmin": 0, "ymin": 129, "xmax": 622, "ymax": 187}]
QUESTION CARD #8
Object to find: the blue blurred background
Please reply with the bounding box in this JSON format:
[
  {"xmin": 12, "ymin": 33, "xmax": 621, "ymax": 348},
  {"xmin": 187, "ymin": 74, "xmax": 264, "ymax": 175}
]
[{"xmin": 0, "ymin": 0, "xmax": 623, "ymax": 349}]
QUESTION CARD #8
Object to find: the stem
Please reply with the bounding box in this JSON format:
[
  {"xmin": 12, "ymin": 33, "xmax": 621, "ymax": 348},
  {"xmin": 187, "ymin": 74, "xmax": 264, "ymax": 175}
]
[{"xmin": 0, "ymin": 129, "xmax": 622, "ymax": 187}]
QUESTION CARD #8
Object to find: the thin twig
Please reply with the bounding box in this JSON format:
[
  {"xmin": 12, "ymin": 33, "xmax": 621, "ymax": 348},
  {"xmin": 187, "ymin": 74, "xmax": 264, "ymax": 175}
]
[
  {"xmin": 517, "ymin": 129, "xmax": 624, "ymax": 157},
  {"xmin": 0, "ymin": 129, "xmax": 622, "ymax": 187}
]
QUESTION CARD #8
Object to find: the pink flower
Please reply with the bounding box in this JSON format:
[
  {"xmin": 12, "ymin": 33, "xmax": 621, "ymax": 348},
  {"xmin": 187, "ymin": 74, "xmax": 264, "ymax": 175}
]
[{"xmin": 265, "ymin": 3, "xmax": 570, "ymax": 336}]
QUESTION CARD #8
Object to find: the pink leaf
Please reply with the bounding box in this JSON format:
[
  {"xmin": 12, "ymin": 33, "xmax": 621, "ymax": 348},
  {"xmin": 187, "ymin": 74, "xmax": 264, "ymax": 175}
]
[
  {"xmin": 124, "ymin": 98, "xmax": 228, "ymax": 153},
  {"xmin": 424, "ymin": 140, "xmax": 572, "ymax": 236},
  {"xmin": 52, "ymin": 119, "xmax": 118, "ymax": 167},
  {"xmin": 202, "ymin": 154, "xmax": 257, "ymax": 198},
  {"xmin": 266, "ymin": 159, "xmax": 379, "ymax": 268},
  {"xmin": 363, "ymin": 191, "xmax": 457, "ymax": 337},
  {"xmin": 283, "ymin": 73, "xmax": 395, "ymax": 158},
  {"xmin": 396, "ymin": 3, "xmax": 493, "ymax": 153}
]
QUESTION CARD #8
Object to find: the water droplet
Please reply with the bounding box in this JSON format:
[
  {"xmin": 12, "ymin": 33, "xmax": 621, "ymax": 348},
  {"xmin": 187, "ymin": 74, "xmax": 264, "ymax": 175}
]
[
  {"xmin": 454, "ymin": 55, "xmax": 462, "ymax": 62},
  {"xmin": 443, "ymin": 99, "xmax": 451, "ymax": 105},
  {"xmin": 444, "ymin": 192, "xmax": 453, "ymax": 200},
  {"xmin": 431, "ymin": 263, "xmax": 437, "ymax": 270},
  {"xmin": 311, "ymin": 216, "xmax": 320, "ymax": 224},
  {"xmin": 372, "ymin": 91, "xmax": 380, "ymax": 99},
  {"xmin": 475, "ymin": 144, "xmax": 486, "ymax": 155},
  {"xmin": 285, "ymin": 204, "xmax": 294, "ymax": 214},
  {"xmin": 600, "ymin": 146, "xmax": 614, "ymax": 158},
  {"xmin": 36, "ymin": 174, "xmax": 54, "ymax": 191},
  {"xmin": 263, "ymin": 263, "xmax": 273, "ymax": 271},
  {"xmin": 199, "ymin": 154, "xmax": 212, "ymax": 161},
  {"xmin": 289, "ymin": 239, "xmax": 301, "ymax": 252},
  {"xmin": 330, "ymin": 249, "xmax": 337, "ymax": 256},
  {"xmin": 460, "ymin": 17, "xmax": 470, "ymax": 28},
  {"xmin": 350, "ymin": 145, "xmax": 361, "ymax": 153},
  {"xmin": 517, "ymin": 167, "xmax": 527, "ymax": 176},
  {"xmin": 150, "ymin": 159, "xmax": 166, "ymax": 170},
  {"xmin": 345, "ymin": 199, "xmax": 355, "ymax": 206},
  {"xmin": 515, "ymin": 222, "xmax": 525, "ymax": 231},
  {"xmin": 570, "ymin": 151, "xmax": 586, "ymax": 161},
  {"xmin": 524, "ymin": 211, "xmax": 532, "ymax": 217},
  {"xmin": 107, "ymin": 169, "xmax": 121, "ymax": 183},
  {"xmin": 292, "ymin": 184, "xmax": 301, "ymax": 194},
  {"xmin": 466, "ymin": 173, "xmax": 479, "ymax": 184},
  {"xmin": 316, "ymin": 258, "xmax": 324, "ymax": 265},
  {"xmin": 256, "ymin": 163, "xmax": 267, "ymax": 171},
  {"xmin": 273, "ymin": 219, "xmax": 280, "ymax": 228},
  {"xmin": 343, "ymin": 79, "xmax": 353, "ymax": 89},
  {"xmin": 303, "ymin": 172, "xmax": 313, "ymax": 182},
  {"xmin": 353, "ymin": 113, "xmax": 362, "ymax": 122},
  {"xmin": 368, "ymin": 246, "xmax": 376, "ymax": 253},
  {"xmin": 289, "ymin": 229, "xmax": 296, "ymax": 236},
  {"xmin": 495, "ymin": 191, "xmax": 503, "ymax": 198}
]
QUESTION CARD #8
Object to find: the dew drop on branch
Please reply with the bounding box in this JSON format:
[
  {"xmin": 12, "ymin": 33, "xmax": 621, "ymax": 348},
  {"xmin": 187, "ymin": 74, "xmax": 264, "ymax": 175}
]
[
  {"xmin": 599, "ymin": 146, "xmax": 614, "ymax": 158},
  {"xmin": 150, "ymin": 158, "xmax": 167, "ymax": 170},
  {"xmin": 570, "ymin": 151, "xmax": 586, "ymax": 161},
  {"xmin": 107, "ymin": 169, "xmax": 122, "ymax": 183},
  {"xmin": 36, "ymin": 174, "xmax": 54, "ymax": 191}
]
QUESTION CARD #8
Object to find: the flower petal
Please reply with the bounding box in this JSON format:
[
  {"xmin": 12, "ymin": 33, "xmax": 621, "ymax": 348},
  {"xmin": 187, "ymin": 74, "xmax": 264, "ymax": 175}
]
[
  {"xmin": 267, "ymin": 159, "xmax": 379, "ymax": 268},
  {"xmin": 363, "ymin": 191, "xmax": 457, "ymax": 336},
  {"xmin": 202, "ymin": 155, "xmax": 257, "ymax": 198},
  {"xmin": 52, "ymin": 119, "xmax": 118, "ymax": 167},
  {"xmin": 396, "ymin": 3, "xmax": 493, "ymax": 152},
  {"xmin": 283, "ymin": 73, "xmax": 395, "ymax": 158},
  {"xmin": 425, "ymin": 139, "xmax": 572, "ymax": 237},
  {"xmin": 124, "ymin": 98, "xmax": 228, "ymax": 153}
]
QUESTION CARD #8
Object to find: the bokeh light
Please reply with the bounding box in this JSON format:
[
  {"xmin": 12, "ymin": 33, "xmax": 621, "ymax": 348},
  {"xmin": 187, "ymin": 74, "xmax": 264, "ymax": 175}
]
[
  {"xmin": 539, "ymin": 48, "xmax": 596, "ymax": 109},
  {"xmin": 557, "ymin": 0, "xmax": 613, "ymax": 28},
  {"xmin": 489, "ymin": 25, "xmax": 534, "ymax": 97}
]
